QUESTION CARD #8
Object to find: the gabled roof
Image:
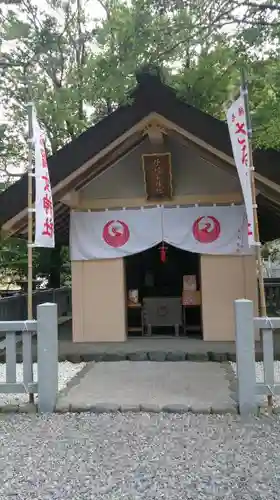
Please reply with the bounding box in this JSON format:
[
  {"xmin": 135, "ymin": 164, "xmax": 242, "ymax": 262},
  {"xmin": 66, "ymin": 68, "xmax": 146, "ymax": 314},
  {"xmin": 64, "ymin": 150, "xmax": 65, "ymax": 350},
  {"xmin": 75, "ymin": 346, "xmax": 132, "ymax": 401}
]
[{"xmin": 1, "ymin": 71, "xmax": 280, "ymax": 245}]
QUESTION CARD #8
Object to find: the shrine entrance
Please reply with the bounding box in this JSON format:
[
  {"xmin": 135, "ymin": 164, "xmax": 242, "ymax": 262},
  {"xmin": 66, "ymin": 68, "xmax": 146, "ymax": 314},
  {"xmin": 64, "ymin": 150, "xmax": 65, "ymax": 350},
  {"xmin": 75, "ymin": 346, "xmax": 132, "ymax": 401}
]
[{"xmin": 125, "ymin": 244, "xmax": 202, "ymax": 337}]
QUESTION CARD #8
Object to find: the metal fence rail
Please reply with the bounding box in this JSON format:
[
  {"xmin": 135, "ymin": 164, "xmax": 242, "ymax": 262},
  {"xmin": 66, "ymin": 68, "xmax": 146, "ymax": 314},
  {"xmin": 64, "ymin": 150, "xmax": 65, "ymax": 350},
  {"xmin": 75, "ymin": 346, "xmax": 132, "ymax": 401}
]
[
  {"xmin": 0, "ymin": 303, "xmax": 58, "ymax": 412},
  {"xmin": 0, "ymin": 286, "xmax": 71, "ymax": 321}
]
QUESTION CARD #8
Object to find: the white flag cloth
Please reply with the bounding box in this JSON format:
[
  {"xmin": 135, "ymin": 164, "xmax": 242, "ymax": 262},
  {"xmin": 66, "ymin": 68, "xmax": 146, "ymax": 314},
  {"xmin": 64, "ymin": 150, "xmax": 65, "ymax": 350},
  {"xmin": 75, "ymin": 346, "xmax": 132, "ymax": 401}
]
[
  {"xmin": 70, "ymin": 208, "xmax": 163, "ymax": 260},
  {"xmin": 70, "ymin": 206, "xmax": 252, "ymax": 261},
  {"xmin": 226, "ymin": 94, "xmax": 255, "ymax": 246},
  {"xmin": 163, "ymin": 205, "xmax": 249, "ymax": 254},
  {"xmin": 33, "ymin": 107, "xmax": 55, "ymax": 248}
]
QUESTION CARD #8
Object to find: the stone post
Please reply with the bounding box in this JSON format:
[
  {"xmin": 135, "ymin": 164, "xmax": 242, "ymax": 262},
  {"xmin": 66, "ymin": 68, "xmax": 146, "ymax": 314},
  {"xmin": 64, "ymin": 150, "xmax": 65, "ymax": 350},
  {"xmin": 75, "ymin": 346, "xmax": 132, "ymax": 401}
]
[
  {"xmin": 37, "ymin": 303, "xmax": 58, "ymax": 412},
  {"xmin": 234, "ymin": 299, "xmax": 257, "ymax": 415}
]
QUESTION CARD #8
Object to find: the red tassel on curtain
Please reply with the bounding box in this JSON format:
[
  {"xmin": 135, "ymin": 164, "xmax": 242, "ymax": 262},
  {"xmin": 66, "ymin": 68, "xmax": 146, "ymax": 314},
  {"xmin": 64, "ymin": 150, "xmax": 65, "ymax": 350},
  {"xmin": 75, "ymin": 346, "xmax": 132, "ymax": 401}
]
[
  {"xmin": 159, "ymin": 208, "xmax": 166, "ymax": 262},
  {"xmin": 160, "ymin": 242, "xmax": 166, "ymax": 263}
]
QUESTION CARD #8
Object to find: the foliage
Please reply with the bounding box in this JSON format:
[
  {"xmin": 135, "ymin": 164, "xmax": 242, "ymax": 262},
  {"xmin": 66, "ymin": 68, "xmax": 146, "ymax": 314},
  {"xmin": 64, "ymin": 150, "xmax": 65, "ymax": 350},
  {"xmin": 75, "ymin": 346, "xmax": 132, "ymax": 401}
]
[
  {"xmin": 0, "ymin": 237, "xmax": 35, "ymax": 289},
  {"xmin": 1, "ymin": 0, "xmax": 280, "ymax": 157},
  {"xmin": 262, "ymin": 240, "xmax": 280, "ymax": 261},
  {"xmin": 0, "ymin": 236, "xmax": 61, "ymax": 289}
]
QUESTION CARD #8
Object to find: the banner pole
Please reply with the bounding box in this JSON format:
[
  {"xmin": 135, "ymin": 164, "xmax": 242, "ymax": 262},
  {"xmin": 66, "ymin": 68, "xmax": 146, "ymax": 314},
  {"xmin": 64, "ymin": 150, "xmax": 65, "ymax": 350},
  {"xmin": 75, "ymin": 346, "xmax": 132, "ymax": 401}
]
[
  {"xmin": 27, "ymin": 99, "xmax": 34, "ymax": 404},
  {"xmin": 27, "ymin": 102, "xmax": 33, "ymax": 319},
  {"xmin": 240, "ymin": 68, "xmax": 266, "ymax": 316},
  {"xmin": 241, "ymin": 68, "xmax": 270, "ymax": 407}
]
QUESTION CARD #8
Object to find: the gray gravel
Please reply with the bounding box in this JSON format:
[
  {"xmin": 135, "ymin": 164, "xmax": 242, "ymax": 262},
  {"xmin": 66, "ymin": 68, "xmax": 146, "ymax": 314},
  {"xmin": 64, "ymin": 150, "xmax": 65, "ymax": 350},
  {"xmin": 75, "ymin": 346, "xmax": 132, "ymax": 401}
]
[{"xmin": 1, "ymin": 413, "xmax": 280, "ymax": 499}]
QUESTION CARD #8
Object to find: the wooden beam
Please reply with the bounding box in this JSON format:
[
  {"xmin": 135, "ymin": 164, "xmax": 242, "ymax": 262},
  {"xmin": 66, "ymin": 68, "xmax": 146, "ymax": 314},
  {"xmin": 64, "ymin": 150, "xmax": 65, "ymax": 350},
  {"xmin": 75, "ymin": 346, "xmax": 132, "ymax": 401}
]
[
  {"xmin": 19, "ymin": 202, "xmax": 69, "ymax": 237},
  {"xmin": 168, "ymin": 129, "xmax": 237, "ymax": 179},
  {"xmin": 74, "ymin": 135, "xmax": 146, "ymax": 193},
  {"xmin": 1, "ymin": 113, "xmax": 158, "ymax": 235},
  {"xmin": 57, "ymin": 132, "xmax": 145, "ymax": 198},
  {"xmin": 60, "ymin": 191, "xmax": 80, "ymax": 208},
  {"xmin": 4, "ymin": 110, "xmax": 280, "ymax": 237},
  {"xmin": 77, "ymin": 192, "xmax": 243, "ymax": 210},
  {"xmin": 168, "ymin": 129, "xmax": 280, "ymax": 206},
  {"xmin": 145, "ymin": 123, "xmax": 164, "ymax": 145},
  {"xmin": 155, "ymin": 112, "xmax": 280, "ymax": 198},
  {"xmin": 4, "ymin": 132, "xmax": 145, "ymax": 237}
]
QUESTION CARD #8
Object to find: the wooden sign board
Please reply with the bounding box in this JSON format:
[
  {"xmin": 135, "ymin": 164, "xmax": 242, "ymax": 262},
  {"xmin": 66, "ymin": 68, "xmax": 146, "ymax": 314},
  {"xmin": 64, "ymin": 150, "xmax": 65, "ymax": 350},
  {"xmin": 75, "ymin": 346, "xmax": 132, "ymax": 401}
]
[
  {"xmin": 183, "ymin": 275, "xmax": 197, "ymax": 291},
  {"xmin": 182, "ymin": 291, "xmax": 201, "ymax": 307},
  {"xmin": 142, "ymin": 153, "xmax": 172, "ymax": 200}
]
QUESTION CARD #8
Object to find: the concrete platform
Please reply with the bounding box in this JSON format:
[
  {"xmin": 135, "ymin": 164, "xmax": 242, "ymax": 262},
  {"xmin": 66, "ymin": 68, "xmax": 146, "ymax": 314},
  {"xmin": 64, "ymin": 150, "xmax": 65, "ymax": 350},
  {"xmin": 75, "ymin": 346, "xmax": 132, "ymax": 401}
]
[
  {"xmin": 57, "ymin": 335, "xmax": 237, "ymax": 361},
  {"xmin": 53, "ymin": 321, "xmax": 280, "ymax": 362},
  {"xmin": 57, "ymin": 361, "xmax": 237, "ymax": 414}
]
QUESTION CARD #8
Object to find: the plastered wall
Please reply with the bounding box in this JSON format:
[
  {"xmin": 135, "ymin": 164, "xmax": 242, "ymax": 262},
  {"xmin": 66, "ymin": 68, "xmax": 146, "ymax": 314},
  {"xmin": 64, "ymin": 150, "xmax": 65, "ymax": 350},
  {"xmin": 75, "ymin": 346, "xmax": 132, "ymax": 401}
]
[
  {"xmin": 72, "ymin": 258, "xmax": 126, "ymax": 342},
  {"xmin": 200, "ymin": 255, "xmax": 258, "ymax": 341}
]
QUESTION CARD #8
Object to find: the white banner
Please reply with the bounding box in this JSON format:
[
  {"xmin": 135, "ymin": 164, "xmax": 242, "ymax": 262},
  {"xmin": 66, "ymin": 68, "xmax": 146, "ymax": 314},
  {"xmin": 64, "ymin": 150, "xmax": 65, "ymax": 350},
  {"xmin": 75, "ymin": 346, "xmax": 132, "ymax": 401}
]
[
  {"xmin": 33, "ymin": 107, "xmax": 55, "ymax": 248},
  {"xmin": 163, "ymin": 205, "xmax": 250, "ymax": 255},
  {"xmin": 226, "ymin": 94, "xmax": 255, "ymax": 246},
  {"xmin": 70, "ymin": 206, "xmax": 251, "ymax": 261},
  {"xmin": 70, "ymin": 208, "xmax": 163, "ymax": 260}
]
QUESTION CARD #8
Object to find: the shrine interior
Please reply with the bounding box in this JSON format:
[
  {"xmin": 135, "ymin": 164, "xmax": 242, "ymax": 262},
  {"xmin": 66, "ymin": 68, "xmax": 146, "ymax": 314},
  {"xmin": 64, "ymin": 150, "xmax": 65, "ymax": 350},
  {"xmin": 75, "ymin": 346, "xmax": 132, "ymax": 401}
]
[{"xmin": 125, "ymin": 244, "xmax": 202, "ymax": 337}]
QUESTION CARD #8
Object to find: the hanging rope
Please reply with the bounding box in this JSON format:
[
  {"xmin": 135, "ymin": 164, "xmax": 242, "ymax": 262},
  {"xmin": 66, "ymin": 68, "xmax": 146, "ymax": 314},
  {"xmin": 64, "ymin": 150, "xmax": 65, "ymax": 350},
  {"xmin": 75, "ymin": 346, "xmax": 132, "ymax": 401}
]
[{"xmin": 159, "ymin": 205, "xmax": 166, "ymax": 263}]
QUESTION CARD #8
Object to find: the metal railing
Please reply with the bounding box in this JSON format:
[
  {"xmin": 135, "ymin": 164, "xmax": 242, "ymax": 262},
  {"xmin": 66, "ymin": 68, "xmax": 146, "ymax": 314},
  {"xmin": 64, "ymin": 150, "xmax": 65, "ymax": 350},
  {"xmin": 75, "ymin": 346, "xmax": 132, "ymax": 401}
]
[
  {"xmin": 0, "ymin": 286, "xmax": 71, "ymax": 321},
  {"xmin": 0, "ymin": 303, "xmax": 58, "ymax": 412}
]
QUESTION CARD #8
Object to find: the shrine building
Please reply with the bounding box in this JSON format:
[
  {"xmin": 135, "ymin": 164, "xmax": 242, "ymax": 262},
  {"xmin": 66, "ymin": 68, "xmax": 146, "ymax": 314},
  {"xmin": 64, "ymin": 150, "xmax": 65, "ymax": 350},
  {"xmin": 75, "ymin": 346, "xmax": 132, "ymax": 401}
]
[{"xmin": 1, "ymin": 69, "xmax": 280, "ymax": 342}]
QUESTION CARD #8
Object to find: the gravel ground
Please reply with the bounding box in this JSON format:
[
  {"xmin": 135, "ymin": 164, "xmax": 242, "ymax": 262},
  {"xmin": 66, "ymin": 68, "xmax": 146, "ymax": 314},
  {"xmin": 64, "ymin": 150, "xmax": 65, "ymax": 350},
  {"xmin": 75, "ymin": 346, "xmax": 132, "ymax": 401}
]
[
  {"xmin": 0, "ymin": 362, "xmax": 86, "ymax": 405},
  {"xmin": 1, "ymin": 412, "xmax": 280, "ymax": 500}
]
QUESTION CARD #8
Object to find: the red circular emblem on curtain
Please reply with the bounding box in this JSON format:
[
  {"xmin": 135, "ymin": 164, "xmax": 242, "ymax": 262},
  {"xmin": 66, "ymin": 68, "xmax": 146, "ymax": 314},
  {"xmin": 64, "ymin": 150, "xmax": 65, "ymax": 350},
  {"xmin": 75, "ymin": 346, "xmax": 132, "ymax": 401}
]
[
  {"xmin": 102, "ymin": 220, "xmax": 130, "ymax": 247},
  {"xmin": 192, "ymin": 216, "xmax": 221, "ymax": 244}
]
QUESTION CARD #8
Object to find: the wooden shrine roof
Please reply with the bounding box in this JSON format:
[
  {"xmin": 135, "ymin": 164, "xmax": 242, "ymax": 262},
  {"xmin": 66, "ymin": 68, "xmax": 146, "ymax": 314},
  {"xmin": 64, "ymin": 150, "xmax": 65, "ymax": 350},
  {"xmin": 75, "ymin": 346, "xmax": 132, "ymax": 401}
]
[{"xmin": 1, "ymin": 71, "xmax": 280, "ymax": 245}]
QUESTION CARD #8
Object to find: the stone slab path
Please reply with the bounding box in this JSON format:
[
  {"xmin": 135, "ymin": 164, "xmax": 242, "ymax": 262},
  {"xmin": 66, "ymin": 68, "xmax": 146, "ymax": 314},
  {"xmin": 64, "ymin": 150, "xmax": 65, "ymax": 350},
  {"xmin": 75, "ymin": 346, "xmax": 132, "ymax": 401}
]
[{"xmin": 57, "ymin": 361, "xmax": 236, "ymax": 413}]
